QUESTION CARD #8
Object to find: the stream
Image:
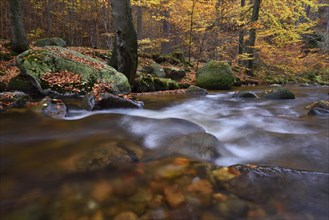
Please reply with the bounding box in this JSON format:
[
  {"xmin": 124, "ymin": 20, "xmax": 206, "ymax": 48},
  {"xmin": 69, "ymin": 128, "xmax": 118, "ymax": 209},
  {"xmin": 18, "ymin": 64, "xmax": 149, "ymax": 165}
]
[{"xmin": 0, "ymin": 86, "xmax": 328, "ymax": 219}]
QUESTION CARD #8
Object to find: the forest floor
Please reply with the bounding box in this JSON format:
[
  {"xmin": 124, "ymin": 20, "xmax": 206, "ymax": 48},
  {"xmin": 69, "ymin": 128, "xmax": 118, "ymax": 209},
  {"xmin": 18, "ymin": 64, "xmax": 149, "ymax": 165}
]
[{"xmin": 1, "ymin": 39, "xmax": 328, "ymax": 95}]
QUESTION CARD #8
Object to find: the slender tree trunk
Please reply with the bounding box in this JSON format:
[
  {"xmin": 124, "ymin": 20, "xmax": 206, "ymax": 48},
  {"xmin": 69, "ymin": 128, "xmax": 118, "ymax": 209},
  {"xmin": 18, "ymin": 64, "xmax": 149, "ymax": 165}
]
[
  {"xmin": 8, "ymin": 0, "xmax": 29, "ymax": 54},
  {"xmin": 188, "ymin": 0, "xmax": 196, "ymax": 63},
  {"xmin": 161, "ymin": 9, "xmax": 171, "ymax": 55},
  {"xmin": 110, "ymin": 0, "xmax": 138, "ymax": 84},
  {"xmin": 238, "ymin": 0, "xmax": 246, "ymax": 65},
  {"xmin": 246, "ymin": 0, "xmax": 261, "ymax": 76},
  {"xmin": 137, "ymin": 5, "xmax": 143, "ymax": 40}
]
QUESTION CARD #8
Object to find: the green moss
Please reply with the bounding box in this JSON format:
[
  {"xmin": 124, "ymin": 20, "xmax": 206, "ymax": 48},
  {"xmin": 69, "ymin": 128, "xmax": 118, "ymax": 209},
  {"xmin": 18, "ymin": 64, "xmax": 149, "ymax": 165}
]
[
  {"xmin": 196, "ymin": 61, "xmax": 234, "ymax": 90},
  {"xmin": 16, "ymin": 46, "xmax": 131, "ymax": 95},
  {"xmin": 264, "ymin": 88, "xmax": 295, "ymax": 99}
]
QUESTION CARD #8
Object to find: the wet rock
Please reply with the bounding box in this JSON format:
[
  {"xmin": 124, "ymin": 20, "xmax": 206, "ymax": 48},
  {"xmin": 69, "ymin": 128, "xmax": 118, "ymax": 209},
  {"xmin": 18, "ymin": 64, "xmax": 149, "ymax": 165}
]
[
  {"xmin": 16, "ymin": 46, "xmax": 131, "ymax": 95},
  {"xmin": 76, "ymin": 144, "xmax": 137, "ymax": 171},
  {"xmin": 164, "ymin": 185, "xmax": 186, "ymax": 208},
  {"xmin": 220, "ymin": 165, "xmax": 329, "ymax": 218},
  {"xmin": 121, "ymin": 116, "xmax": 206, "ymax": 149},
  {"xmin": 270, "ymin": 84, "xmax": 282, "ymax": 87},
  {"xmin": 82, "ymin": 93, "xmax": 144, "ymax": 110},
  {"xmin": 164, "ymin": 132, "xmax": 223, "ymax": 161},
  {"xmin": 0, "ymin": 91, "xmax": 32, "ymax": 109},
  {"xmin": 196, "ymin": 61, "xmax": 235, "ymax": 90},
  {"xmin": 148, "ymin": 194, "xmax": 166, "ymax": 209},
  {"xmin": 264, "ymin": 88, "xmax": 295, "ymax": 99},
  {"xmin": 306, "ymin": 100, "xmax": 329, "ymax": 116},
  {"xmin": 232, "ymin": 91, "xmax": 259, "ymax": 98},
  {"xmin": 34, "ymin": 37, "xmax": 67, "ymax": 47},
  {"xmin": 114, "ymin": 211, "xmax": 139, "ymax": 220},
  {"xmin": 186, "ymin": 85, "xmax": 207, "ymax": 96},
  {"xmin": 32, "ymin": 96, "xmax": 67, "ymax": 119}
]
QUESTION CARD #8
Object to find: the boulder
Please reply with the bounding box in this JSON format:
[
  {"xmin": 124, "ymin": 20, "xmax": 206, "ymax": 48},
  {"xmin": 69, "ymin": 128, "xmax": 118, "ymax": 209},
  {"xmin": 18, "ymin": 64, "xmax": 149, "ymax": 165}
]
[
  {"xmin": 32, "ymin": 96, "xmax": 67, "ymax": 119},
  {"xmin": 16, "ymin": 46, "xmax": 131, "ymax": 96},
  {"xmin": 186, "ymin": 85, "xmax": 207, "ymax": 96},
  {"xmin": 0, "ymin": 91, "xmax": 32, "ymax": 109},
  {"xmin": 306, "ymin": 100, "xmax": 329, "ymax": 116},
  {"xmin": 133, "ymin": 72, "xmax": 179, "ymax": 92},
  {"xmin": 82, "ymin": 93, "xmax": 143, "ymax": 110},
  {"xmin": 232, "ymin": 91, "xmax": 259, "ymax": 98},
  {"xmin": 196, "ymin": 61, "xmax": 235, "ymax": 90},
  {"xmin": 264, "ymin": 87, "xmax": 295, "ymax": 99},
  {"xmin": 34, "ymin": 37, "xmax": 67, "ymax": 47},
  {"xmin": 151, "ymin": 63, "xmax": 166, "ymax": 78},
  {"xmin": 164, "ymin": 132, "xmax": 223, "ymax": 161},
  {"xmin": 213, "ymin": 164, "xmax": 329, "ymax": 218},
  {"xmin": 76, "ymin": 144, "xmax": 138, "ymax": 172},
  {"xmin": 7, "ymin": 74, "xmax": 43, "ymax": 97},
  {"xmin": 164, "ymin": 67, "xmax": 186, "ymax": 80}
]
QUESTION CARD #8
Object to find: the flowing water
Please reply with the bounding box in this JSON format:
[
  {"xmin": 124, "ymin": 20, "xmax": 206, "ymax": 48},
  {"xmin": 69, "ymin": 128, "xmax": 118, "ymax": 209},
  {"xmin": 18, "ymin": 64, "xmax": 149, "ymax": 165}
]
[{"xmin": 0, "ymin": 86, "xmax": 328, "ymax": 219}]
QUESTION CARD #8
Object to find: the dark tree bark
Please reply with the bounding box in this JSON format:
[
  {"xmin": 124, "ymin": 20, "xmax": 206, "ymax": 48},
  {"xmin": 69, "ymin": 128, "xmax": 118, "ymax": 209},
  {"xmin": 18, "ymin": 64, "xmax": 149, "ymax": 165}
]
[
  {"xmin": 238, "ymin": 0, "xmax": 246, "ymax": 65},
  {"xmin": 245, "ymin": 0, "xmax": 261, "ymax": 76},
  {"xmin": 8, "ymin": 0, "xmax": 29, "ymax": 54},
  {"xmin": 110, "ymin": 0, "xmax": 138, "ymax": 84}
]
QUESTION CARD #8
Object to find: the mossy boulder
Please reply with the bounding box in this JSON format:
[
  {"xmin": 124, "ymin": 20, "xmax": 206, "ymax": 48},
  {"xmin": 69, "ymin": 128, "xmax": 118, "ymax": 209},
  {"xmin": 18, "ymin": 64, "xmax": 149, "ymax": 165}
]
[
  {"xmin": 264, "ymin": 88, "xmax": 295, "ymax": 99},
  {"xmin": 0, "ymin": 91, "xmax": 32, "ymax": 109},
  {"xmin": 186, "ymin": 85, "xmax": 207, "ymax": 96},
  {"xmin": 16, "ymin": 46, "xmax": 131, "ymax": 95},
  {"xmin": 132, "ymin": 72, "xmax": 179, "ymax": 92},
  {"xmin": 196, "ymin": 61, "xmax": 234, "ymax": 90},
  {"xmin": 34, "ymin": 37, "xmax": 67, "ymax": 47},
  {"xmin": 7, "ymin": 74, "xmax": 43, "ymax": 97}
]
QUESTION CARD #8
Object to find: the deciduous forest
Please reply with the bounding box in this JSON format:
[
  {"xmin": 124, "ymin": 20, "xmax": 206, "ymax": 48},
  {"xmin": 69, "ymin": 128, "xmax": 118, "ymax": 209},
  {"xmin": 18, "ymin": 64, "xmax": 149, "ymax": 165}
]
[{"xmin": 0, "ymin": 1, "xmax": 329, "ymax": 220}]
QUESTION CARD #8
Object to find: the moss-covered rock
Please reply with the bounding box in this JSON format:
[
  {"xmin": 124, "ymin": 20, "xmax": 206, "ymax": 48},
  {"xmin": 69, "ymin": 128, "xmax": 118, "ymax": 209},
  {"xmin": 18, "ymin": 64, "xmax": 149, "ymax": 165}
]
[
  {"xmin": 186, "ymin": 85, "xmax": 207, "ymax": 96},
  {"xmin": 34, "ymin": 37, "xmax": 67, "ymax": 47},
  {"xmin": 264, "ymin": 88, "xmax": 295, "ymax": 99},
  {"xmin": 16, "ymin": 46, "xmax": 131, "ymax": 95},
  {"xmin": 0, "ymin": 91, "xmax": 32, "ymax": 109},
  {"xmin": 132, "ymin": 72, "xmax": 179, "ymax": 92},
  {"xmin": 196, "ymin": 61, "xmax": 234, "ymax": 90}
]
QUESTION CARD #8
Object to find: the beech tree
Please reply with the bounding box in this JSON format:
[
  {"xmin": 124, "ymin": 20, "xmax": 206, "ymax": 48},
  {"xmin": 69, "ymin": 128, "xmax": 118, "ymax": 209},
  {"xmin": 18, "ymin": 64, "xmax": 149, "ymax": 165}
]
[
  {"xmin": 110, "ymin": 0, "xmax": 138, "ymax": 84},
  {"xmin": 8, "ymin": 0, "xmax": 29, "ymax": 53}
]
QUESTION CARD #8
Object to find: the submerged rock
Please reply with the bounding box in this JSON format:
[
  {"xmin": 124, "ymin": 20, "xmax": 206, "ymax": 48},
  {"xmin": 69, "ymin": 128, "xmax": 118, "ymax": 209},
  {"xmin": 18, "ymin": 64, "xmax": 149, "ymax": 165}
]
[
  {"xmin": 306, "ymin": 100, "xmax": 329, "ymax": 116},
  {"xmin": 264, "ymin": 87, "xmax": 295, "ymax": 99},
  {"xmin": 232, "ymin": 91, "xmax": 259, "ymax": 98},
  {"xmin": 164, "ymin": 132, "xmax": 224, "ymax": 161},
  {"xmin": 82, "ymin": 93, "xmax": 143, "ymax": 111},
  {"xmin": 186, "ymin": 85, "xmax": 207, "ymax": 96},
  {"xmin": 76, "ymin": 144, "xmax": 138, "ymax": 172},
  {"xmin": 34, "ymin": 96, "xmax": 67, "ymax": 119},
  {"xmin": 16, "ymin": 46, "xmax": 131, "ymax": 95},
  {"xmin": 196, "ymin": 61, "xmax": 234, "ymax": 90},
  {"xmin": 217, "ymin": 164, "xmax": 329, "ymax": 218}
]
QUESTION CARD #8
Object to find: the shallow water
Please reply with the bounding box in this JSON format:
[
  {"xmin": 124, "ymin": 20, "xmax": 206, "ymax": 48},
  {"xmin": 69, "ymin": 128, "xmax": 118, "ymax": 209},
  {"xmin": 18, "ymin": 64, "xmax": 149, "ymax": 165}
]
[{"xmin": 0, "ymin": 85, "xmax": 328, "ymax": 219}]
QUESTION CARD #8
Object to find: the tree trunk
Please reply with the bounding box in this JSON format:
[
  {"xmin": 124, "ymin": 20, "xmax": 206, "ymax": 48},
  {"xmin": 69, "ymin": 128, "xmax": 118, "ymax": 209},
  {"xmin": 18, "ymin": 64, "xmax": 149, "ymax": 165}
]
[
  {"xmin": 188, "ymin": 0, "xmax": 197, "ymax": 63},
  {"xmin": 161, "ymin": 9, "xmax": 171, "ymax": 55},
  {"xmin": 8, "ymin": 0, "xmax": 29, "ymax": 54},
  {"xmin": 238, "ymin": 0, "xmax": 246, "ymax": 65},
  {"xmin": 110, "ymin": 0, "xmax": 138, "ymax": 84},
  {"xmin": 245, "ymin": 0, "xmax": 261, "ymax": 76}
]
